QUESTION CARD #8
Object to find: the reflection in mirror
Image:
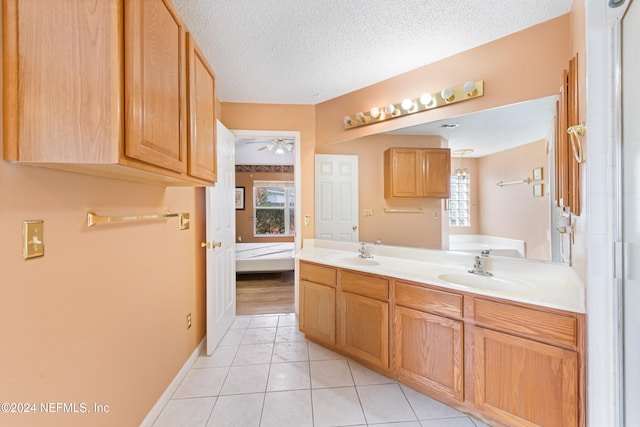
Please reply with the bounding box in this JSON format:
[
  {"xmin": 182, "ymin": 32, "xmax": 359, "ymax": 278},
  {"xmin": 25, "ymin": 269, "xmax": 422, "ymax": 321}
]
[{"xmin": 316, "ymin": 95, "xmax": 571, "ymax": 264}]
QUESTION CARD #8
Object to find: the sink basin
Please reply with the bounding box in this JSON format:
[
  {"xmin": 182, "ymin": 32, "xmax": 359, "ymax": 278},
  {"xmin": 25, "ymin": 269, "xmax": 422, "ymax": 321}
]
[
  {"xmin": 438, "ymin": 273, "xmax": 534, "ymax": 293},
  {"xmin": 325, "ymin": 254, "xmax": 380, "ymax": 266}
]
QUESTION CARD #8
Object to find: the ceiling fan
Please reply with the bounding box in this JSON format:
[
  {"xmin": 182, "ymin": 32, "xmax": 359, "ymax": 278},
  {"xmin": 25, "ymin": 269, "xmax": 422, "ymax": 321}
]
[{"xmin": 240, "ymin": 137, "xmax": 294, "ymax": 154}]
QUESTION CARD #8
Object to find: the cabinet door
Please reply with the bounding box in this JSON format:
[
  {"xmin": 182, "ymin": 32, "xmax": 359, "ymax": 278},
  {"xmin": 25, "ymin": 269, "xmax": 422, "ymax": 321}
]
[
  {"xmin": 384, "ymin": 148, "xmax": 423, "ymax": 198},
  {"xmin": 125, "ymin": 0, "xmax": 187, "ymax": 172},
  {"xmin": 3, "ymin": 0, "xmax": 121, "ymax": 163},
  {"xmin": 337, "ymin": 291, "xmax": 389, "ymax": 369},
  {"xmin": 186, "ymin": 33, "xmax": 217, "ymax": 182},
  {"xmin": 474, "ymin": 327, "xmax": 578, "ymax": 427},
  {"xmin": 300, "ymin": 280, "xmax": 336, "ymax": 345},
  {"xmin": 423, "ymin": 149, "xmax": 451, "ymax": 197},
  {"xmin": 394, "ymin": 306, "xmax": 464, "ymax": 401}
]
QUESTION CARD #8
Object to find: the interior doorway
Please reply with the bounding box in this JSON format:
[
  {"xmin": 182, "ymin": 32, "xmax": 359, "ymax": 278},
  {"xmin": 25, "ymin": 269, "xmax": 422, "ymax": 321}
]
[{"xmin": 231, "ymin": 130, "xmax": 301, "ymax": 316}]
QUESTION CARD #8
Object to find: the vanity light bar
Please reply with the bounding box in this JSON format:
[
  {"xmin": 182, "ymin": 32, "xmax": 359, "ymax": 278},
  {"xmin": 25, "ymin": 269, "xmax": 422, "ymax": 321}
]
[{"xmin": 343, "ymin": 80, "xmax": 484, "ymax": 130}]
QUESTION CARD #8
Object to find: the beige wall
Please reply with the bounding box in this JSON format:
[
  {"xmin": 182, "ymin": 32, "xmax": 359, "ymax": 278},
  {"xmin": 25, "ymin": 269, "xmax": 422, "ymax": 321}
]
[
  {"xmin": 221, "ymin": 104, "xmax": 316, "ymax": 241},
  {"xmin": 0, "ymin": 13, "xmax": 208, "ymax": 427},
  {"xmin": 477, "ymin": 140, "xmax": 551, "ymax": 260},
  {"xmin": 0, "ymin": 163, "xmax": 206, "ymax": 427},
  {"xmin": 235, "ymin": 170, "xmax": 295, "ymax": 243},
  {"xmin": 315, "ymin": 15, "xmax": 571, "ymax": 146}
]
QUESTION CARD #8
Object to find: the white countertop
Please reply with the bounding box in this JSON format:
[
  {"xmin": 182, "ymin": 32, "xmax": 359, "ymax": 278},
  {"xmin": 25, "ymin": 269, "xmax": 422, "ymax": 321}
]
[{"xmin": 297, "ymin": 239, "xmax": 585, "ymax": 314}]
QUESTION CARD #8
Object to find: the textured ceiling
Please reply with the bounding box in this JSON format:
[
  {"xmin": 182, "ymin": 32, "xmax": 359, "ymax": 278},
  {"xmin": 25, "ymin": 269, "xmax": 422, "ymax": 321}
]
[{"xmin": 173, "ymin": 0, "xmax": 572, "ymax": 105}]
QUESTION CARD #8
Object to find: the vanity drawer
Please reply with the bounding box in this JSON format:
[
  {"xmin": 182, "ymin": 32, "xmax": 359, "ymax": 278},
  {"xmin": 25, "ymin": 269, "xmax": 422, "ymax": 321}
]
[
  {"xmin": 300, "ymin": 261, "xmax": 337, "ymax": 287},
  {"xmin": 395, "ymin": 280, "xmax": 462, "ymax": 318},
  {"xmin": 474, "ymin": 298, "xmax": 577, "ymax": 348},
  {"xmin": 340, "ymin": 270, "xmax": 389, "ymax": 301}
]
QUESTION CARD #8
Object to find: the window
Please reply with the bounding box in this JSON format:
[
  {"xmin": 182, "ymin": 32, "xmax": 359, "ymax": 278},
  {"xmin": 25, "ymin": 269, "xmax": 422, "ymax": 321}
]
[
  {"xmin": 254, "ymin": 181, "xmax": 295, "ymax": 236},
  {"xmin": 449, "ymin": 175, "xmax": 470, "ymax": 227}
]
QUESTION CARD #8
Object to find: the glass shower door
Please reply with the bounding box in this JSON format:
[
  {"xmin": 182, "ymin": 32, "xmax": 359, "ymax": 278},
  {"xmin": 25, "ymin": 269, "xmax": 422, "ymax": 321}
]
[{"xmin": 622, "ymin": 1, "xmax": 640, "ymax": 424}]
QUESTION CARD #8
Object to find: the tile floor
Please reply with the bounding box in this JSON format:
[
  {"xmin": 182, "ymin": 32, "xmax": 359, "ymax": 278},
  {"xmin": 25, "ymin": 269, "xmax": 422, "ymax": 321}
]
[{"xmin": 150, "ymin": 314, "xmax": 493, "ymax": 427}]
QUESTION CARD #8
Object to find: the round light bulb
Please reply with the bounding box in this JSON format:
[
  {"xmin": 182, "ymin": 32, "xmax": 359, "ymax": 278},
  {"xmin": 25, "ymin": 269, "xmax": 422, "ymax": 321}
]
[
  {"xmin": 463, "ymin": 81, "xmax": 477, "ymax": 96},
  {"xmin": 370, "ymin": 107, "xmax": 380, "ymax": 118},
  {"xmin": 401, "ymin": 98, "xmax": 414, "ymax": 111},
  {"xmin": 355, "ymin": 112, "xmax": 365, "ymax": 122},
  {"xmin": 441, "ymin": 87, "xmax": 454, "ymax": 102},
  {"xmin": 384, "ymin": 104, "xmax": 396, "ymax": 115},
  {"xmin": 419, "ymin": 93, "xmax": 433, "ymax": 106},
  {"xmin": 343, "ymin": 116, "xmax": 353, "ymax": 126}
]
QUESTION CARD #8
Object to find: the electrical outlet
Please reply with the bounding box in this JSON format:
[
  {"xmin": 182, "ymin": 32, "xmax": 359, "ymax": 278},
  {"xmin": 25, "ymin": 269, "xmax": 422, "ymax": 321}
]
[
  {"xmin": 186, "ymin": 313, "xmax": 192, "ymax": 330},
  {"xmin": 432, "ymin": 209, "xmax": 438, "ymax": 218},
  {"xmin": 22, "ymin": 220, "xmax": 44, "ymax": 260}
]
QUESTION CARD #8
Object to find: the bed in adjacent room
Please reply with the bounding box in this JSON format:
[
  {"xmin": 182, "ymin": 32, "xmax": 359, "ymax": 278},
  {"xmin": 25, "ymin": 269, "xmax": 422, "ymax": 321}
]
[{"xmin": 235, "ymin": 242, "xmax": 295, "ymax": 273}]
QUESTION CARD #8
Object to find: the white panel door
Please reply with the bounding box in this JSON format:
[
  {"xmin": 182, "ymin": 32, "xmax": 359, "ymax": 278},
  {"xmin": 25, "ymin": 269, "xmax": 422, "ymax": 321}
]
[
  {"xmin": 315, "ymin": 154, "xmax": 358, "ymax": 241},
  {"xmin": 622, "ymin": 1, "xmax": 640, "ymax": 423},
  {"xmin": 205, "ymin": 121, "xmax": 236, "ymax": 355}
]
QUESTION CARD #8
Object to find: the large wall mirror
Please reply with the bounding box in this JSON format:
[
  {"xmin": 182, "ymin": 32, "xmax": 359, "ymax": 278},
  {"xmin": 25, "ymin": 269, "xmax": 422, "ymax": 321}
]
[{"xmin": 316, "ymin": 95, "xmax": 571, "ymax": 264}]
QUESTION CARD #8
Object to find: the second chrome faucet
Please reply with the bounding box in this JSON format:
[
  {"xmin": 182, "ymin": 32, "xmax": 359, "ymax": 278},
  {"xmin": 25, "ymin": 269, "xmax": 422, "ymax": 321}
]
[
  {"xmin": 358, "ymin": 243, "xmax": 373, "ymax": 258},
  {"xmin": 469, "ymin": 255, "xmax": 492, "ymax": 276}
]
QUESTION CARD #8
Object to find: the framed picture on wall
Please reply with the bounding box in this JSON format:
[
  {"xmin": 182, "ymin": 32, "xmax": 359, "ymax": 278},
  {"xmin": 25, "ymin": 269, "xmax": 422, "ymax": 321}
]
[{"xmin": 235, "ymin": 187, "xmax": 245, "ymax": 210}]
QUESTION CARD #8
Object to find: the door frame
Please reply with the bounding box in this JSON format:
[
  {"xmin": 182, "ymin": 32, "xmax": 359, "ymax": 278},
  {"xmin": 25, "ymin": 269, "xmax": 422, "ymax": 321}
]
[
  {"xmin": 585, "ymin": 1, "xmax": 633, "ymax": 425},
  {"xmin": 231, "ymin": 129, "xmax": 302, "ymax": 312}
]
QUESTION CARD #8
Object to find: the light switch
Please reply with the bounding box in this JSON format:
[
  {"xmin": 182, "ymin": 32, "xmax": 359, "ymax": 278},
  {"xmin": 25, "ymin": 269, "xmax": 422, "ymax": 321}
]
[
  {"xmin": 363, "ymin": 209, "xmax": 374, "ymax": 217},
  {"xmin": 23, "ymin": 220, "xmax": 44, "ymax": 260}
]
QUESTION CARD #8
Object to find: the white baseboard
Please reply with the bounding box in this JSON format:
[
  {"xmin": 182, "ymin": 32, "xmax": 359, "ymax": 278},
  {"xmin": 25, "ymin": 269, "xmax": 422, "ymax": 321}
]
[{"xmin": 139, "ymin": 338, "xmax": 206, "ymax": 427}]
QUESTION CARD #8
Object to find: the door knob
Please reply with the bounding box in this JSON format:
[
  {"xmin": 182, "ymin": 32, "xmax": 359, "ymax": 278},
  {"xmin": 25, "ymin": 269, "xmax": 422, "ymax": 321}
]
[
  {"xmin": 200, "ymin": 241, "xmax": 222, "ymax": 249},
  {"xmin": 352, "ymin": 225, "xmax": 358, "ymax": 231}
]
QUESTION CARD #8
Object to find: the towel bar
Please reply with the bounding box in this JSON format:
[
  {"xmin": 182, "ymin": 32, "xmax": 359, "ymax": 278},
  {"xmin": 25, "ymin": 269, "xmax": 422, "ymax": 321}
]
[{"xmin": 87, "ymin": 211, "xmax": 190, "ymax": 230}]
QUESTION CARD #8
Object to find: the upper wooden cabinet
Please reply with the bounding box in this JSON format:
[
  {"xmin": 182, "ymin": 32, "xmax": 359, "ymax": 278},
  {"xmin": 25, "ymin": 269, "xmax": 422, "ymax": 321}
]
[
  {"xmin": 186, "ymin": 33, "xmax": 218, "ymax": 182},
  {"xmin": 124, "ymin": 0, "xmax": 187, "ymax": 174},
  {"xmin": 384, "ymin": 148, "xmax": 451, "ymax": 198},
  {"xmin": 3, "ymin": 0, "xmax": 217, "ymax": 186}
]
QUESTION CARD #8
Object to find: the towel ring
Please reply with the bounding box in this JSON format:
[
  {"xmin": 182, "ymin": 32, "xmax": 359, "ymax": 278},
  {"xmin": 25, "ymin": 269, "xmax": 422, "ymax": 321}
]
[{"xmin": 567, "ymin": 123, "xmax": 586, "ymax": 164}]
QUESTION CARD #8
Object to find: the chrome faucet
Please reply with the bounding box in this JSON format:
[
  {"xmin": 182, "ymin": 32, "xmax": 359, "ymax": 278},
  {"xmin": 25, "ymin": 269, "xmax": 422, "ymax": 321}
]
[
  {"xmin": 469, "ymin": 256, "xmax": 492, "ymax": 276},
  {"xmin": 358, "ymin": 243, "xmax": 373, "ymax": 258},
  {"xmin": 481, "ymin": 249, "xmax": 491, "ymax": 257}
]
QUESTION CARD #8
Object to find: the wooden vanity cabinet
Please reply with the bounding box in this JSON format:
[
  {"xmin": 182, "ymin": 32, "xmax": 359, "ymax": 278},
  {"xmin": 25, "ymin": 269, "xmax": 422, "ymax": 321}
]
[
  {"xmin": 337, "ymin": 270, "xmax": 390, "ymax": 370},
  {"xmin": 383, "ymin": 148, "xmax": 451, "ymax": 198},
  {"xmin": 472, "ymin": 298, "xmax": 582, "ymax": 427},
  {"xmin": 297, "ymin": 257, "xmax": 584, "ymax": 427},
  {"xmin": 3, "ymin": 0, "xmax": 217, "ymax": 186},
  {"xmin": 299, "ymin": 261, "xmax": 337, "ymax": 346},
  {"xmin": 393, "ymin": 280, "xmax": 464, "ymax": 401}
]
